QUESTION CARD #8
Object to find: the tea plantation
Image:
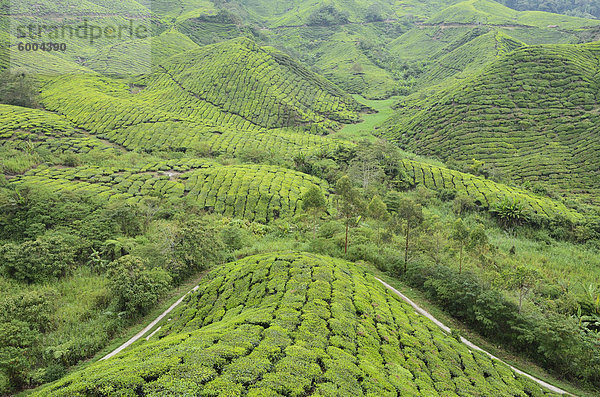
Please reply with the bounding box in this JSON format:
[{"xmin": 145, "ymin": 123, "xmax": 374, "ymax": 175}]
[
  {"xmin": 382, "ymin": 41, "xmax": 600, "ymax": 201},
  {"xmin": 399, "ymin": 159, "xmax": 582, "ymax": 222},
  {"xmin": 2, "ymin": 1, "xmax": 600, "ymax": 395},
  {"xmin": 0, "ymin": 99, "xmax": 581, "ymax": 224},
  {"xmin": 9, "ymin": 161, "xmax": 329, "ymax": 223},
  {"xmin": 40, "ymin": 37, "xmax": 366, "ymax": 136},
  {"xmin": 34, "ymin": 252, "xmax": 560, "ymax": 397},
  {"xmin": 101, "ymin": 121, "xmax": 342, "ymax": 157},
  {"xmin": 0, "ymin": 104, "xmax": 119, "ymax": 156}
]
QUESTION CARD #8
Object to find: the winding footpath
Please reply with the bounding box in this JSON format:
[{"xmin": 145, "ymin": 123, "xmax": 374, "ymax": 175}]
[
  {"xmin": 375, "ymin": 277, "xmax": 572, "ymax": 396},
  {"xmin": 100, "ymin": 274, "xmax": 571, "ymax": 396}
]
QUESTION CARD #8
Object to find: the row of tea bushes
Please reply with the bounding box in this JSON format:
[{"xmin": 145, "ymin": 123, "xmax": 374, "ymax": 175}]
[
  {"xmin": 34, "ymin": 252, "xmax": 560, "ymax": 396},
  {"xmin": 9, "ymin": 161, "xmax": 328, "ymax": 223}
]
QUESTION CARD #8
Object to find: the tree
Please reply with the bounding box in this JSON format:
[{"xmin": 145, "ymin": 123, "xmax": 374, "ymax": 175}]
[
  {"xmin": 0, "ymin": 320, "xmax": 37, "ymax": 389},
  {"xmin": 468, "ymin": 223, "xmax": 490, "ymax": 263},
  {"xmin": 0, "ymin": 70, "xmax": 38, "ymax": 108},
  {"xmin": 419, "ymin": 217, "xmax": 448, "ymax": 265},
  {"xmin": 335, "ymin": 176, "xmax": 364, "ymax": 254},
  {"xmin": 367, "ymin": 195, "xmax": 389, "ymax": 243},
  {"xmin": 386, "ymin": 193, "xmax": 423, "ymax": 273},
  {"xmin": 506, "ymin": 265, "xmax": 539, "ymax": 313},
  {"xmin": 450, "ymin": 219, "xmax": 470, "ymax": 274},
  {"xmin": 307, "ymin": 5, "xmax": 350, "ymax": 26},
  {"xmin": 453, "ymin": 193, "xmax": 477, "ymax": 216},
  {"xmin": 174, "ymin": 218, "xmax": 226, "ymax": 277},
  {"xmin": 0, "ymin": 232, "xmax": 78, "ymax": 283},
  {"xmin": 347, "ymin": 144, "xmax": 384, "ymax": 189},
  {"xmin": 301, "ymin": 185, "xmax": 328, "ymax": 237},
  {"xmin": 107, "ymin": 256, "xmax": 172, "ymax": 316}
]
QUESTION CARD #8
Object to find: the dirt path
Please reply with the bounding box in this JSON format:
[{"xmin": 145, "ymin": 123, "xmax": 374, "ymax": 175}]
[
  {"xmin": 375, "ymin": 277, "xmax": 572, "ymax": 396},
  {"xmin": 100, "ymin": 285, "xmax": 199, "ymax": 361}
]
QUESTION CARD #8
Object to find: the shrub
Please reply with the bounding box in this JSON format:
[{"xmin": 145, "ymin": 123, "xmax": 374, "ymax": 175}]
[
  {"xmin": 0, "ymin": 232, "xmax": 78, "ymax": 283},
  {"xmin": 107, "ymin": 256, "xmax": 172, "ymax": 317},
  {"xmin": 307, "ymin": 5, "xmax": 350, "ymax": 26},
  {"xmin": 0, "ymin": 70, "xmax": 39, "ymax": 108}
]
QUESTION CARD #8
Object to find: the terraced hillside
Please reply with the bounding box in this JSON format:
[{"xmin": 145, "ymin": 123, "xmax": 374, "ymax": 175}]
[
  {"xmin": 34, "ymin": 252, "xmax": 559, "ymax": 397},
  {"xmin": 84, "ymin": 31, "xmax": 201, "ymax": 75},
  {"xmin": 39, "ymin": 37, "xmax": 365, "ymax": 136},
  {"xmin": 0, "ymin": 101, "xmax": 342, "ymax": 158},
  {"xmin": 387, "ymin": 0, "xmax": 600, "ymax": 94},
  {"xmin": 390, "ymin": 27, "xmax": 526, "ymax": 93},
  {"xmin": 399, "ymin": 159, "xmax": 582, "ymax": 222},
  {"xmin": 382, "ymin": 41, "xmax": 600, "ymax": 200},
  {"xmin": 0, "ymin": 104, "xmax": 120, "ymax": 157},
  {"xmin": 4, "ymin": 100, "xmax": 576, "ymax": 224},
  {"xmin": 426, "ymin": 0, "xmax": 600, "ymax": 29},
  {"xmin": 9, "ymin": 161, "xmax": 329, "ymax": 223}
]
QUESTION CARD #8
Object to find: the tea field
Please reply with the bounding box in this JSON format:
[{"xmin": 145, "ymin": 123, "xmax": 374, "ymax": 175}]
[
  {"xmin": 0, "ymin": 104, "xmax": 120, "ymax": 157},
  {"xmin": 399, "ymin": 159, "xmax": 583, "ymax": 222},
  {"xmin": 39, "ymin": 38, "xmax": 366, "ymax": 136},
  {"xmin": 382, "ymin": 41, "xmax": 600, "ymax": 201},
  {"xmin": 33, "ymin": 252, "xmax": 561, "ymax": 397},
  {"xmin": 8, "ymin": 161, "xmax": 329, "ymax": 223}
]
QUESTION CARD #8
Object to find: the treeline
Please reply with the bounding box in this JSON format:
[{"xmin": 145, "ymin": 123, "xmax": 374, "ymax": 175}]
[{"xmin": 498, "ymin": 0, "xmax": 600, "ymax": 19}]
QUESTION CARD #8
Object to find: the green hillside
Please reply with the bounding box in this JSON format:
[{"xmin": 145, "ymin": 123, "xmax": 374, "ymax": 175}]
[
  {"xmin": 34, "ymin": 252, "xmax": 559, "ymax": 397},
  {"xmin": 382, "ymin": 41, "xmax": 600, "ymax": 201},
  {"xmin": 496, "ymin": 0, "xmax": 600, "ymax": 20},
  {"xmin": 426, "ymin": 0, "xmax": 600, "ymax": 29},
  {"xmin": 390, "ymin": 27, "xmax": 526, "ymax": 92},
  {"xmin": 2, "ymin": 1, "xmax": 600, "ymax": 396},
  {"xmin": 84, "ymin": 31, "xmax": 200, "ymax": 75},
  {"xmin": 0, "ymin": 104, "xmax": 119, "ymax": 158},
  {"xmin": 9, "ymin": 161, "xmax": 328, "ymax": 223},
  {"xmin": 38, "ymin": 37, "xmax": 365, "ymax": 136},
  {"xmin": 399, "ymin": 159, "xmax": 583, "ymax": 222}
]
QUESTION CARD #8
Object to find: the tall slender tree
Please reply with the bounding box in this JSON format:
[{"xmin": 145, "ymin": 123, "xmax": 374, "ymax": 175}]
[
  {"xmin": 336, "ymin": 176, "xmax": 364, "ymax": 254},
  {"xmin": 301, "ymin": 185, "xmax": 328, "ymax": 237},
  {"xmin": 450, "ymin": 219, "xmax": 470, "ymax": 274}
]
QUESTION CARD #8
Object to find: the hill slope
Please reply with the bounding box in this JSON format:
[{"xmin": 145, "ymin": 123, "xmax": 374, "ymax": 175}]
[
  {"xmin": 382, "ymin": 41, "xmax": 600, "ymax": 200},
  {"xmin": 9, "ymin": 160, "xmax": 328, "ymax": 223},
  {"xmin": 426, "ymin": 0, "xmax": 600, "ymax": 29},
  {"xmin": 34, "ymin": 252, "xmax": 559, "ymax": 396},
  {"xmin": 39, "ymin": 37, "xmax": 366, "ymax": 137}
]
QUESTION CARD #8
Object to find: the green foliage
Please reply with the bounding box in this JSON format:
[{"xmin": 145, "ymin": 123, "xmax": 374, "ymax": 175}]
[
  {"xmin": 367, "ymin": 195, "xmax": 389, "ymax": 222},
  {"xmin": 307, "ymin": 5, "xmax": 350, "ymax": 26},
  {"xmin": 0, "ymin": 320, "xmax": 37, "ymax": 389},
  {"xmin": 450, "ymin": 219, "xmax": 470, "ymax": 273},
  {"xmin": 498, "ymin": 0, "xmax": 600, "ymax": 19},
  {"xmin": 301, "ymin": 185, "xmax": 328, "ymax": 215},
  {"xmin": 0, "ymin": 232, "xmax": 78, "ymax": 283},
  {"xmin": 383, "ymin": 41, "xmax": 600, "ymax": 205},
  {"xmin": 32, "ymin": 252, "xmax": 557, "ymax": 396},
  {"xmin": 40, "ymin": 37, "xmax": 364, "ymax": 138},
  {"xmin": 107, "ymin": 255, "xmax": 172, "ymax": 317},
  {"xmin": 335, "ymin": 176, "xmax": 365, "ymax": 254},
  {"xmin": 397, "ymin": 157, "xmax": 582, "ymax": 226},
  {"xmin": 174, "ymin": 218, "xmax": 226, "ymax": 276},
  {"xmin": 492, "ymin": 198, "xmax": 527, "ymax": 229},
  {"xmin": 9, "ymin": 160, "xmax": 329, "ymax": 224},
  {"xmin": 0, "ymin": 70, "xmax": 39, "ymax": 108}
]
